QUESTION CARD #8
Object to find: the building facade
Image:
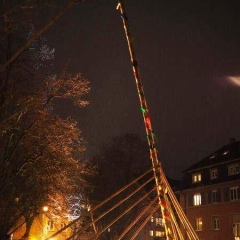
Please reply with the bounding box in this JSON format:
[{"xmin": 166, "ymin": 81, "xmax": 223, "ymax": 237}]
[
  {"xmin": 136, "ymin": 178, "xmax": 181, "ymax": 240},
  {"xmin": 179, "ymin": 139, "xmax": 240, "ymax": 240},
  {"xmin": 136, "ymin": 211, "xmax": 166, "ymax": 240},
  {"xmin": 10, "ymin": 214, "xmax": 71, "ymax": 240}
]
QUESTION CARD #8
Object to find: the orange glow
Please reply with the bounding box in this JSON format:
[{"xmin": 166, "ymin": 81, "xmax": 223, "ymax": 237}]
[
  {"xmin": 227, "ymin": 76, "xmax": 240, "ymax": 86},
  {"xmin": 30, "ymin": 237, "xmax": 38, "ymax": 240},
  {"xmin": 42, "ymin": 206, "xmax": 49, "ymax": 212}
]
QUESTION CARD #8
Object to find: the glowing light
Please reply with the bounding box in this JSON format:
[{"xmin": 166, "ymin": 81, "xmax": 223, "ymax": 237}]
[
  {"xmin": 146, "ymin": 117, "xmax": 151, "ymax": 127},
  {"xmin": 30, "ymin": 237, "xmax": 38, "ymax": 240},
  {"xmin": 140, "ymin": 107, "xmax": 146, "ymax": 113},
  {"xmin": 227, "ymin": 76, "xmax": 240, "ymax": 86},
  {"xmin": 42, "ymin": 206, "xmax": 49, "ymax": 212},
  {"xmin": 223, "ymin": 151, "xmax": 229, "ymax": 155}
]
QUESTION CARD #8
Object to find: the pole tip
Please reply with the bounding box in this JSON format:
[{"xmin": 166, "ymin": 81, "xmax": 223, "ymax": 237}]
[{"xmin": 116, "ymin": 2, "xmax": 121, "ymax": 10}]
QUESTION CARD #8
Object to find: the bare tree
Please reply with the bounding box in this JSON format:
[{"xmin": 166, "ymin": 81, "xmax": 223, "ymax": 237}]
[
  {"xmin": 88, "ymin": 134, "xmax": 152, "ymax": 239},
  {"xmin": 0, "ymin": 70, "xmax": 91, "ymax": 238},
  {"xmin": 0, "ymin": 1, "xmax": 91, "ymax": 238},
  {"xmin": 0, "ymin": 0, "xmax": 86, "ymax": 72}
]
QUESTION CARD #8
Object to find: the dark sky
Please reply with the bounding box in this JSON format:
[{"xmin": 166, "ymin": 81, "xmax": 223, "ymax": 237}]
[{"xmin": 47, "ymin": 0, "xmax": 240, "ymax": 179}]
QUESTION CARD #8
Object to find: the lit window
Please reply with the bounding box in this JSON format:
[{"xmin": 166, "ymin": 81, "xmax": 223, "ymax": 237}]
[
  {"xmin": 149, "ymin": 230, "xmax": 154, "ymax": 236},
  {"xmin": 195, "ymin": 218, "xmax": 203, "ymax": 231},
  {"xmin": 233, "ymin": 223, "xmax": 240, "ymax": 237},
  {"xmin": 228, "ymin": 163, "xmax": 240, "ymax": 176},
  {"xmin": 156, "ymin": 217, "xmax": 164, "ymax": 227},
  {"xmin": 192, "ymin": 173, "xmax": 202, "ymax": 183},
  {"xmin": 210, "ymin": 168, "xmax": 218, "ymax": 179},
  {"xmin": 212, "ymin": 216, "xmax": 220, "ymax": 230},
  {"xmin": 150, "ymin": 216, "xmax": 154, "ymax": 222},
  {"xmin": 47, "ymin": 220, "xmax": 54, "ymax": 231},
  {"xmin": 156, "ymin": 231, "xmax": 165, "ymax": 237},
  {"xmin": 212, "ymin": 190, "xmax": 218, "ymax": 203},
  {"xmin": 193, "ymin": 193, "xmax": 201, "ymax": 206},
  {"xmin": 230, "ymin": 187, "xmax": 239, "ymax": 201}
]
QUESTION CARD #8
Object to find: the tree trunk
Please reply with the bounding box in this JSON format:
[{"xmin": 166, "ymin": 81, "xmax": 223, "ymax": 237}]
[{"xmin": 22, "ymin": 215, "xmax": 34, "ymax": 240}]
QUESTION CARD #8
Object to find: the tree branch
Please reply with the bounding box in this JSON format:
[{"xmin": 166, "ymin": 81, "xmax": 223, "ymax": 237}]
[{"xmin": 0, "ymin": 0, "xmax": 83, "ymax": 72}]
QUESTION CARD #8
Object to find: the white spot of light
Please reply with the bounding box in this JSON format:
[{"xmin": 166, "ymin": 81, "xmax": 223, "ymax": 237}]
[{"xmin": 227, "ymin": 76, "xmax": 240, "ymax": 87}]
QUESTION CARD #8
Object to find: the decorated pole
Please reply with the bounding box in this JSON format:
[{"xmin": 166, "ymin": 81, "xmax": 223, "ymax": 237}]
[{"xmin": 116, "ymin": 1, "xmax": 175, "ymax": 239}]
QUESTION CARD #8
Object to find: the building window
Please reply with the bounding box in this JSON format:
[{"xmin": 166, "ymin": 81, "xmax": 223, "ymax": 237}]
[
  {"xmin": 156, "ymin": 217, "xmax": 164, "ymax": 227},
  {"xmin": 230, "ymin": 187, "xmax": 239, "ymax": 201},
  {"xmin": 156, "ymin": 231, "xmax": 165, "ymax": 237},
  {"xmin": 233, "ymin": 223, "xmax": 240, "ymax": 237},
  {"xmin": 228, "ymin": 163, "xmax": 240, "ymax": 176},
  {"xmin": 195, "ymin": 218, "xmax": 203, "ymax": 231},
  {"xmin": 210, "ymin": 168, "xmax": 218, "ymax": 179},
  {"xmin": 192, "ymin": 173, "xmax": 202, "ymax": 183},
  {"xmin": 150, "ymin": 216, "xmax": 154, "ymax": 222},
  {"xmin": 47, "ymin": 220, "xmax": 55, "ymax": 231},
  {"xmin": 212, "ymin": 216, "xmax": 220, "ymax": 230},
  {"xmin": 212, "ymin": 190, "xmax": 218, "ymax": 203},
  {"xmin": 149, "ymin": 230, "xmax": 154, "ymax": 236},
  {"xmin": 193, "ymin": 193, "xmax": 201, "ymax": 206}
]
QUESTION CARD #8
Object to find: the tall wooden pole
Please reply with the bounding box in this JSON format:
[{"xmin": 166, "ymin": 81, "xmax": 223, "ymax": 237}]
[{"xmin": 116, "ymin": 2, "xmax": 175, "ymax": 239}]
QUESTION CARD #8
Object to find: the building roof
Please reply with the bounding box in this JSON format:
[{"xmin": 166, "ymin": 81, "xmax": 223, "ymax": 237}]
[{"xmin": 184, "ymin": 138, "xmax": 240, "ymax": 173}]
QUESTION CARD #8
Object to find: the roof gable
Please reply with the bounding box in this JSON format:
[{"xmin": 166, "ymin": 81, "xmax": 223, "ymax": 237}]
[{"xmin": 184, "ymin": 139, "xmax": 240, "ymax": 173}]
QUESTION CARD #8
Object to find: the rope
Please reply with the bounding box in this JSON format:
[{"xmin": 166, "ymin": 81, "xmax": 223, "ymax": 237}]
[
  {"xmin": 94, "ymin": 186, "xmax": 157, "ymax": 239},
  {"xmin": 129, "ymin": 204, "xmax": 160, "ymax": 240},
  {"xmin": 117, "ymin": 196, "xmax": 159, "ymax": 239},
  {"xmin": 66, "ymin": 174, "xmax": 155, "ymax": 239},
  {"xmin": 45, "ymin": 167, "xmax": 153, "ymax": 240}
]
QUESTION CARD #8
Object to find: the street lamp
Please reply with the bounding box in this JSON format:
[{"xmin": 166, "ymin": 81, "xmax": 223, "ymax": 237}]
[{"xmin": 42, "ymin": 206, "xmax": 49, "ymax": 212}]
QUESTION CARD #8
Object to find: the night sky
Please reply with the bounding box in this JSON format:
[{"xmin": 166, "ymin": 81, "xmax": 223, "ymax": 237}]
[{"xmin": 47, "ymin": 0, "xmax": 240, "ymax": 179}]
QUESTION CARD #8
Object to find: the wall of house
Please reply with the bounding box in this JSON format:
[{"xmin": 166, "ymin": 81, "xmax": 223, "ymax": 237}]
[
  {"xmin": 180, "ymin": 172, "xmax": 240, "ymax": 240},
  {"xmin": 11, "ymin": 214, "xmax": 71, "ymax": 240}
]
